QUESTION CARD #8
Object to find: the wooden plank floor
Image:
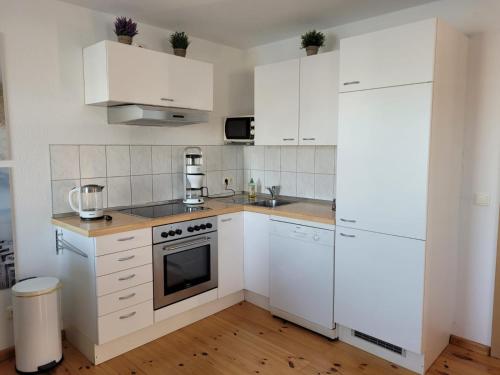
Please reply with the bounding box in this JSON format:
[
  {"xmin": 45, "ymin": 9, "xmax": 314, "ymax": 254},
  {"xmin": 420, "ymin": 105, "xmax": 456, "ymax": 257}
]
[{"xmin": 1, "ymin": 301, "xmax": 499, "ymax": 374}]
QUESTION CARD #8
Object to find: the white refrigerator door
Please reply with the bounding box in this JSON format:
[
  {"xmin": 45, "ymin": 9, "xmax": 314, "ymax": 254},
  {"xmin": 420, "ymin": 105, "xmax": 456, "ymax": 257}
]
[
  {"xmin": 336, "ymin": 83, "xmax": 433, "ymax": 240},
  {"xmin": 334, "ymin": 228, "xmax": 425, "ymax": 353}
]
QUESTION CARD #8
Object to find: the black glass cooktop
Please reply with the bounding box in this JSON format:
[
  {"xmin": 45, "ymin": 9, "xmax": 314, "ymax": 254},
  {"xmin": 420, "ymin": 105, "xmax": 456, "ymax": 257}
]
[{"xmin": 119, "ymin": 202, "xmax": 209, "ymax": 218}]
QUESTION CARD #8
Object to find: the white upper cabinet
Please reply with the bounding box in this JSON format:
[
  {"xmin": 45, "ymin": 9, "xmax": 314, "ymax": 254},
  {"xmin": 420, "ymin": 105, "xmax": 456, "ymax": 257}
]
[
  {"xmin": 254, "ymin": 59, "xmax": 300, "ymax": 145},
  {"xmin": 83, "ymin": 41, "xmax": 213, "ymax": 111},
  {"xmin": 339, "ymin": 19, "xmax": 437, "ymax": 92},
  {"xmin": 218, "ymin": 213, "xmax": 244, "ymax": 299},
  {"xmin": 336, "ymin": 83, "xmax": 432, "ymax": 240},
  {"xmin": 299, "ymin": 51, "xmax": 339, "ymax": 145}
]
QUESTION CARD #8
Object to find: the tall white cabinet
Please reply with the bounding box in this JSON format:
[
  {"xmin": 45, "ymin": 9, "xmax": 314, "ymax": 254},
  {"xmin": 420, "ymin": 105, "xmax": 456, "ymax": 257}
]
[
  {"xmin": 254, "ymin": 51, "xmax": 339, "ymax": 145},
  {"xmin": 335, "ymin": 19, "xmax": 468, "ymax": 374}
]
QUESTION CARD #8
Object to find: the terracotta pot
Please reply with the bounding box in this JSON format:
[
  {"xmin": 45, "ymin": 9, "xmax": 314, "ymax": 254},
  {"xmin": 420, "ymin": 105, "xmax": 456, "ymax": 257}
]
[
  {"xmin": 174, "ymin": 48, "xmax": 187, "ymax": 57},
  {"xmin": 117, "ymin": 35, "xmax": 133, "ymax": 45},
  {"xmin": 305, "ymin": 46, "xmax": 319, "ymax": 56}
]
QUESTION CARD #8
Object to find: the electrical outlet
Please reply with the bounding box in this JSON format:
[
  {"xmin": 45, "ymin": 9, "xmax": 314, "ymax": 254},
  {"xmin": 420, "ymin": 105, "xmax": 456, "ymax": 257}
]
[{"xmin": 6, "ymin": 306, "xmax": 13, "ymax": 320}]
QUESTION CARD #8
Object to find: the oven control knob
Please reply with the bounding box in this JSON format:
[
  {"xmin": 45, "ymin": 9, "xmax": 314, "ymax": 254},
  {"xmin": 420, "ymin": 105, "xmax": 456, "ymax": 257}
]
[
  {"xmin": 175, "ymin": 229, "xmax": 182, "ymax": 235},
  {"xmin": 200, "ymin": 224, "xmax": 206, "ymax": 230},
  {"xmin": 187, "ymin": 227, "xmax": 194, "ymax": 232},
  {"xmin": 161, "ymin": 231, "xmax": 168, "ymax": 238},
  {"xmin": 168, "ymin": 230, "xmax": 176, "ymax": 236},
  {"xmin": 194, "ymin": 225, "xmax": 200, "ymax": 231},
  {"xmin": 206, "ymin": 223, "xmax": 213, "ymax": 229}
]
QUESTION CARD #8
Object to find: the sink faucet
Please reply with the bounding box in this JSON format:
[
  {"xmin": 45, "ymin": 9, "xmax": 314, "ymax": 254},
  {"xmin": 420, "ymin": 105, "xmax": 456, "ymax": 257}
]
[{"xmin": 266, "ymin": 186, "xmax": 280, "ymax": 200}]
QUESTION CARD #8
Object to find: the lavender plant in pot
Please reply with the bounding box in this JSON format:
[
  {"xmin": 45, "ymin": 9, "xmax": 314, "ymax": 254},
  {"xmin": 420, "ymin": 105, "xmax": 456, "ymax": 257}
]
[
  {"xmin": 114, "ymin": 17, "xmax": 138, "ymax": 45},
  {"xmin": 170, "ymin": 31, "xmax": 190, "ymax": 57},
  {"xmin": 301, "ymin": 30, "xmax": 325, "ymax": 56}
]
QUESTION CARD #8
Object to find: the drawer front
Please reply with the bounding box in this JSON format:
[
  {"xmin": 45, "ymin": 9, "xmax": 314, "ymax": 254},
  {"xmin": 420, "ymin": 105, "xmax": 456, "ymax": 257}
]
[
  {"xmin": 98, "ymin": 282, "xmax": 153, "ymax": 316},
  {"xmin": 95, "ymin": 228, "xmax": 152, "ymax": 256},
  {"xmin": 98, "ymin": 300, "xmax": 153, "ymax": 344},
  {"xmin": 95, "ymin": 246, "xmax": 152, "ymax": 276},
  {"xmin": 96, "ymin": 264, "xmax": 152, "ymax": 296}
]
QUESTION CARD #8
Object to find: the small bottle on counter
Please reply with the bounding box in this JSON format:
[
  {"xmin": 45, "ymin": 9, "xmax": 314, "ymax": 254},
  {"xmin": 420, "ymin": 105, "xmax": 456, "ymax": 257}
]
[{"xmin": 248, "ymin": 178, "xmax": 256, "ymax": 199}]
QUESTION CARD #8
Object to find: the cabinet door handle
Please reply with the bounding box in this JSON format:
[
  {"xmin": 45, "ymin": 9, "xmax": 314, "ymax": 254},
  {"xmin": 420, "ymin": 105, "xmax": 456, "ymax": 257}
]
[
  {"xmin": 340, "ymin": 233, "xmax": 356, "ymax": 238},
  {"xmin": 343, "ymin": 81, "xmax": 360, "ymax": 86},
  {"xmin": 119, "ymin": 311, "xmax": 137, "ymax": 320},
  {"xmin": 161, "ymin": 97, "xmax": 174, "ymax": 102},
  {"xmin": 302, "ymin": 138, "xmax": 316, "ymax": 141},
  {"xmin": 118, "ymin": 293, "xmax": 136, "ymax": 301},
  {"xmin": 221, "ymin": 218, "xmax": 232, "ymax": 223},
  {"xmin": 118, "ymin": 274, "xmax": 136, "ymax": 281},
  {"xmin": 340, "ymin": 218, "xmax": 357, "ymax": 223},
  {"xmin": 118, "ymin": 255, "xmax": 135, "ymax": 262},
  {"xmin": 117, "ymin": 236, "xmax": 135, "ymax": 242},
  {"xmin": 283, "ymin": 138, "xmax": 295, "ymax": 141}
]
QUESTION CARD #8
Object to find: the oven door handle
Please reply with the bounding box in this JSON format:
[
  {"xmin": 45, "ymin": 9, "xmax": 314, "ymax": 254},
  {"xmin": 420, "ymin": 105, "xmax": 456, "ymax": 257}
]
[{"xmin": 162, "ymin": 237, "xmax": 210, "ymax": 252}]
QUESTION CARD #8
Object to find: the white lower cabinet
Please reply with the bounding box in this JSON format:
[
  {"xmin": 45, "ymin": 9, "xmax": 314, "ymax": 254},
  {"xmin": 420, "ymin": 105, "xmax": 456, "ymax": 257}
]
[
  {"xmin": 334, "ymin": 228, "xmax": 425, "ymax": 353},
  {"xmin": 218, "ymin": 213, "xmax": 244, "ymax": 298},
  {"xmin": 243, "ymin": 212, "xmax": 270, "ymax": 297}
]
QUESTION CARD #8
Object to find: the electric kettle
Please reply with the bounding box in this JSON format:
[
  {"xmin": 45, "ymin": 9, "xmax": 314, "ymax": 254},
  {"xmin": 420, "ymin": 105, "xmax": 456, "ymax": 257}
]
[{"xmin": 68, "ymin": 184, "xmax": 104, "ymax": 220}]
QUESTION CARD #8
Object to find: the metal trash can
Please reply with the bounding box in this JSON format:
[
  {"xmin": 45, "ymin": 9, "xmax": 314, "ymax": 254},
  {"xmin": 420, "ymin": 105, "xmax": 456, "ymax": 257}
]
[{"xmin": 12, "ymin": 277, "xmax": 63, "ymax": 373}]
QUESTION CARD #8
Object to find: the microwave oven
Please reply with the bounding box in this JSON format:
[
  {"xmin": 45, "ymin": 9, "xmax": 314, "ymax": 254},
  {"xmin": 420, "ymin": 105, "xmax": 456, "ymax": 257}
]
[{"xmin": 224, "ymin": 116, "xmax": 255, "ymax": 144}]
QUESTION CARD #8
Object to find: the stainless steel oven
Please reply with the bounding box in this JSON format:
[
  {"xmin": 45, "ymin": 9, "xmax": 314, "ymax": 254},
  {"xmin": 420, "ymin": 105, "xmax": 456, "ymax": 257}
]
[{"xmin": 152, "ymin": 216, "xmax": 218, "ymax": 310}]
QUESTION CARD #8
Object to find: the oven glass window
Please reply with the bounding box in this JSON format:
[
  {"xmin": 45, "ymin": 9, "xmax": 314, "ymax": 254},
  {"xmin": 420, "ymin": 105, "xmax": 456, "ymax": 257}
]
[
  {"xmin": 164, "ymin": 245, "xmax": 210, "ymax": 295},
  {"xmin": 225, "ymin": 118, "xmax": 250, "ymax": 139}
]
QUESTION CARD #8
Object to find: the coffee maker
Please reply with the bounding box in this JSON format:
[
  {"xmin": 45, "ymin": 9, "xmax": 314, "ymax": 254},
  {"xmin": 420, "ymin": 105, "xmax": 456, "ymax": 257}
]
[{"xmin": 183, "ymin": 147, "xmax": 205, "ymax": 205}]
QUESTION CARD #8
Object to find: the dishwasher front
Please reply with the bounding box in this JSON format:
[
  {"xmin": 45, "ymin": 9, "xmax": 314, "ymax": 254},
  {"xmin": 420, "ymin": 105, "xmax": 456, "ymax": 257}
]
[{"xmin": 269, "ymin": 217, "xmax": 337, "ymax": 339}]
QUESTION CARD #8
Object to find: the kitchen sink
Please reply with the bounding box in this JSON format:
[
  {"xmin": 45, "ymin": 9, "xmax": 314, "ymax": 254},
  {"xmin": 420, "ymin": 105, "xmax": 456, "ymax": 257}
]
[{"xmin": 250, "ymin": 199, "xmax": 292, "ymax": 208}]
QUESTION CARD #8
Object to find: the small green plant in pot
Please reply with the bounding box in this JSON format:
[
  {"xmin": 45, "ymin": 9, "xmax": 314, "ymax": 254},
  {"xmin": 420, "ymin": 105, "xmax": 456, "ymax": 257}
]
[
  {"xmin": 301, "ymin": 30, "xmax": 325, "ymax": 56},
  {"xmin": 114, "ymin": 17, "xmax": 138, "ymax": 45},
  {"xmin": 170, "ymin": 31, "xmax": 190, "ymax": 57}
]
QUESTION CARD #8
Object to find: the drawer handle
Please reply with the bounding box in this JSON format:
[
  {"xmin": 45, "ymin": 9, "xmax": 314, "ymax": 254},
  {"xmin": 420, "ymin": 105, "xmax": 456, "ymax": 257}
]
[
  {"xmin": 343, "ymin": 81, "xmax": 360, "ymax": 86},
  {"xmin": 118, "ymin": 255, "xmax": 135, "ymax": 262},
  {"xmin": 118, "ymin": 274, "xmax": 136, "ymax": 281},
  {"xmin": 117, "ymin": 236, "xmax": 135, "ymax": 242},
  {"xmin": 118, "ymin": 292, "xmax": 136, "ymax": 301},
  {"xmin": 161, "ymin": 97, "xmax": 174, "ymax": 102},
  {"xmin": 221, "ymin": 218, "xmax": 232, "ymax": 223},
  {"xmin": 340, "ymin": 233, "xmax": 356, "ymax": 238},
  {"xmin": 119, "ymin": 311, "xmax": 137, "ymax": 320},
  {"xmin": 283, "ymin": 138, "xmax": 295, "ymax": 141},
  {"xmin": 340, "ymin": 218, "xmax": 357, "ymax": 223},
  {"xmin": 302, "ymin": 138, "xmax": 315, "ymax": 141}
]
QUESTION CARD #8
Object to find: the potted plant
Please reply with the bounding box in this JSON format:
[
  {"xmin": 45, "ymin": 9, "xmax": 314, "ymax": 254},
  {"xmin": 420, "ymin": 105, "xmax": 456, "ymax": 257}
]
[
  {"xmin": 301, "ymin": 30, "xmax": 325, "ymax": 56},
  {"xmin": 170, "ymin": 31, "xmax": 190, "ymax": 57},
  {"xmin": 114, "ymin": 17, "xmax": 138, "ymax": 45}
]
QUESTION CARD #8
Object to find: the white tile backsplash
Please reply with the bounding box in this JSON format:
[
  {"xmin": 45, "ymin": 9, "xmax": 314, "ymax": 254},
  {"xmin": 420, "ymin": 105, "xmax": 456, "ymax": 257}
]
[
  {"xmin": 131, "ymin": 175, "xmax": 153, "ymax": 205},
  {"xmin": 50, "ymin": 143, "xmax": 335, "ymax": 214},
  {"xmin": 280, "ymin": 146, "xmax": 297, "ymax": 172},
  {"xmin": 315, "ymin": 146, "xmax": 336, "ymax": 174},
  {"xmin": 50, "ymin": 145, "xmax": 80, "ymax": 180},
  {"xmin": 296, "ymin": 146, "xmax": 315, "ymax": 173},
  {"xmin": 80, "ymin": 145, "xmax": 106, "ymax": 178},
  {"xmin": 106, "ymin": 176, "xmax": 131, "ymax": 207},
  {"xmin": 52, "ymin": 179, "xmax": 79, "ymax": 214},
  {"xmin": 297, "ymin": 173, "xmax": 315, "ymax": 199},
  {"xmin": 153, "ymin": 174, "xmax": 173, "ymax": 202},
  {"xmin": 264, "ymin": 146, "xmax": 281, "ymax": 171},
  {"xmin": 130, "ymin": 145, "xmax": 152, "ymax": 175},
  {"xmin": 152, "ymin": 146, "xmax": 172, "ymax": 174},
  {"xmin": 106, "ymin": 145, "xmax": 130, "ymax": 177}
]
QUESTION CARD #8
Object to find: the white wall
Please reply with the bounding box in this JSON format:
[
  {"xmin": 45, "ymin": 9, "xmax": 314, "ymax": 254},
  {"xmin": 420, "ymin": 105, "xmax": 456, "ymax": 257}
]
[
  {"xmin": 0, "ymin": 0, "xmax": 252, "ymax": 350},
  {"xmin": 453, "ymin": 31, "xmax": 500, "ymax": 345},
  {"xmin": 245, "ymin": 0, "xmax": 500, "ymax": 347}
]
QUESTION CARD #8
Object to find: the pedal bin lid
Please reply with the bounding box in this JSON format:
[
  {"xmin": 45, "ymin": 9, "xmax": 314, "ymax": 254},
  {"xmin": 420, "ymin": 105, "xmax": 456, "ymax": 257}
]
[{"xmin": 12, "ymin": 277, "xmax": 61, "ymax": 297}]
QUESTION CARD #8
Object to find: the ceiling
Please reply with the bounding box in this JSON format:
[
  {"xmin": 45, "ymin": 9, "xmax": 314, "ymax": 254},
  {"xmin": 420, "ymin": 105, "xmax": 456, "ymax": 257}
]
[{"xmin": 60, "ymin": 0, "xmax": 437, "ymax": 48}]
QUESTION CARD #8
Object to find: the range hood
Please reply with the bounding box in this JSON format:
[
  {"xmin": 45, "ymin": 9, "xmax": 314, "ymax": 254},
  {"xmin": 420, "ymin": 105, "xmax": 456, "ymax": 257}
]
[{"xmin": 107, "ymin": 105, "xmax": 209, "ymax": 126}]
